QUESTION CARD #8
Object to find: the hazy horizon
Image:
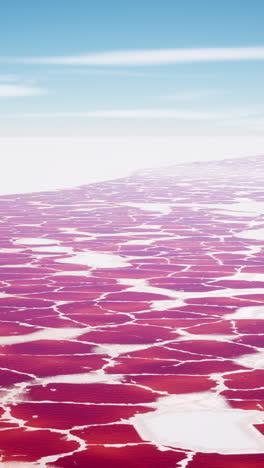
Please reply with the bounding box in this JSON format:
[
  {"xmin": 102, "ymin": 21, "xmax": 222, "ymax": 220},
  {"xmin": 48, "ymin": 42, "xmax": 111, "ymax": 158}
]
[{"xmin": 1, "ymin": 136, "xmax": 263, "ymax": 196}]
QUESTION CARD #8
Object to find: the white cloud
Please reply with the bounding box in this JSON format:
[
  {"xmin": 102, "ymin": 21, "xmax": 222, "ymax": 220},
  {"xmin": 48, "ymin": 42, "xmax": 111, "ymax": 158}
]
[
  {"xmin": 163, "ymin": 90, "xmax": 221, "ymax": 101},
  {"xmin": 0, "ymin": 84, "xmax": 46, "ymax": 97},
  {"xmin": 0, "ymin": 75, "xmax": 18, "ymax": 82},
  {"xmin": 6, "ymin": 108, "xmax": 228, "ymax": 120},
  {"xmin": 6, "ymin": 46, "xmax": 264, "ymax": 66},
  {"xmin": 47, "ymin": 68, "xmax": 159, "ymax": 77}
]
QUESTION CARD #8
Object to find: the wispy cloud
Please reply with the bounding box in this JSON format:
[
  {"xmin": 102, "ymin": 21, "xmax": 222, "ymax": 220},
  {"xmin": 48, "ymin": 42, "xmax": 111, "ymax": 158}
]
[
  {"xmin": 4, "ymin": 46, "xmax": 264, "ymax": 66},
  {"xmin": 0, "ymin": 84, "xmax": 46, "ymax": 97},
  {"xmin": 0, "ymin": 75, "xmax": 18, "ymax": 82},
  {"xmin": 162, "ymin": 90, "xmax": 221, "ymax": 101},
  {"xmin": 5, "ymin": 108, "xmax": 233, "ymax": 120},
  {"xmin": 46, "ymin": 69, "xmax": 160, "ymax": 77}
]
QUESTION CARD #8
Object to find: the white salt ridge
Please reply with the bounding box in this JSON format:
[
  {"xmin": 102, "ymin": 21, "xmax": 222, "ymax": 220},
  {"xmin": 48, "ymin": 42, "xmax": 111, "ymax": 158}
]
[
  {"xmin": 179, "ymin": 199, "xmax": 264, "ymax": 214},
  {"xmin": 14, "ymin": 237, "xmax": 59, "ymax": 246},
  {"xmin": 231, "ymin": 199, "xmax": 264, "ymax": 214},
  {"xmin": 234, "ymin": 351, "xmax": 264, "ymax": 369},
  {"xmin": 176, "ymin": 332, "xmax": 237, "ymax": 342},
  {"xmin": 0, "ymin": 248, "xmax": 24, "ymax": 253},
  {"xmin": 60, "ymin": 227, "xmax": 163, "ymax": 238},
  {"xmin": 214, "ymin": 210, "xmax": 255, "ymax": 217},
  {"xmin": 127, "ymin": 199, "xmax": 264, "ymax": 219},
  {"xmin": 225, "ymin": 305, "xmax": 264, "ymax": 320},
  {"xmin": 31, "ymin": 246, "xmax": 73, "ymax": 254},
  {"xmin": 137, "ymin": 224, "xmax": 161, "ymax": 230},
  {"xmin": 151, "ymin": 287, "xmax": 264, "ymax": 310},
  {"xmin": 235, "ymin": 228, "xmax": 264, "ymax": 240},
  {"xmin": 0, "ymin": 292, "xmax": 13, "ymax": 298},
  {"xmin": 56, "ymin": 251, "xmax": 130, "ymax": 268},
  {"xmin": 118, "ymin": 279, "xmax": 264, "ymax": 309},
  {"xmin": 151, "ymin": 299, "xmax": 186, "ymax": 310},
  {"xmin": 121, "ymin": 235, "xmax": 184, "ymax": 246},
  {"xmin": 122, "ymin": 202, "xmax": 172, "ymax": 215},
  {"xmin": 0, "ymin": 327, "xmax": 89, "ymax": 346},
  {"xmin": 132, "ymin": 392, "xmax": 264, "ymax": 454},
  {"xmin": 122, "ymin": 239, "xmax": 157, "ymax": 245},
  {"xmin": 92, "ymin": 343, "xmax": 152, "ymax": 357},
  {"xmin": 216, "ymin": 273, "xmax": 264, "ymax": 282},
  {"xmin": 53, "ymin": 270, "xmax": 91, "ymax": 277},
  {"xmin": 0, "ymin": 463, "xmax": 40, "ymax": 467},
  {"xmin": 41, "ymin": 371, "xmax": 122, "ymax": 385}
]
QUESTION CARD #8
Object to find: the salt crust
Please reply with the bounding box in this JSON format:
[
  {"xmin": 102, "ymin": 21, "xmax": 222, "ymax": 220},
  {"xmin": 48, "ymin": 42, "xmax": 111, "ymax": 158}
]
[
  {"xmin": 55, "ymin": 251, "xmax": 130, "ymax": 268},
  {"xmin": 14, "ymin": 237, "xmax": 58, "ymax": 245},
  {"xmin": 132, "ymin": 392, "xmax": 264, "ymax": 454},
  {"xmin": 0, "ymin": 327, "xmax": 88, "ymax": 346},
  {"xmin": 225, "ymin": 305, "xmax": 264, "ymax": 320}
]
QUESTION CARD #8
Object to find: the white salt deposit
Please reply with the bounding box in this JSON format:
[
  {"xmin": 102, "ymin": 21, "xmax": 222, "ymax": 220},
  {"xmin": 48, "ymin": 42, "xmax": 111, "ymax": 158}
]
[
  {"xmin": 235, "ymin": 228, "xmax": 264, "ymax": 240},
  {"xmin": 92, "ymin": 343, "xmax": 152, "ymax": 357},
  {"xmin": 214, "ymin": 210, "xmax": 255, "ymax": 217},
  {"xmin": 0, "ymin": 248, "xmax": 24, "ymax": 253},
  {"xmin": 234, "ymin": 351, "xmax": 264, "ymax": 369},
  {"xmin": 176, "ymin": 333, "xmax": 237, "ymax": 342},
  {"xmin": 55, "ymin": 251, "xmax": 130, "ymax": 268},
  {"xmin": 53, "ymin": 270, "xmax": 91, "ymax": 277},
  {"xmin": 224, "ymin": 305, "xmax": 264, "ymax": 320},
  {"xmin": 122, "ymin": 203, "xmax": 172, "ymax": 215},
  {"xmin": 31, "ymin": 246, "xmax": 73, "ymax": 254},
  {"xmin": 14, "ymin": 237, "xmax": 58, "ymax": 245},
  {"xmin": 118, "ymin": 279, "xmax": 264, "ymax": 306},
  {"xmin": 132, "ymin": 392, "xmax": 264, "ymax": 454},
  {"xmin": 217, "ymin": 273, "xmax": 264, "ymax": 283},
  {"xmin": 121, "ymin": 239, "xmax": 156, "ymax": 245},
  {"xmin": 0, "ymin": 463, "xmax": 40, "ymax": 467},
  {"xmin": 41, "ymin": 371, "xmax": 122, "ymax": 385},
  {"xmin": 0, "ymin": 327, "xmax": 89, "ymax": 346}
]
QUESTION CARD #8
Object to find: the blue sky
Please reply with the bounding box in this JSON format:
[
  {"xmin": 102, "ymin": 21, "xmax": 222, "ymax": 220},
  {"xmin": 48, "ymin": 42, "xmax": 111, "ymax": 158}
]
[{"xmin": 1, "ymin": 0, "xmax": 264, "ymax": 136}]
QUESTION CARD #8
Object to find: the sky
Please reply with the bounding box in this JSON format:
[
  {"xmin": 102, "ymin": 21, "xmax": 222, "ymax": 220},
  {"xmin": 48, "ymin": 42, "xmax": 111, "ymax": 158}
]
[
  {"xmin": 0, "ymin": 1, "xmax": 264, "ymax": 194},
  {"xmin": 1, "ymin": 0, "xmax": 264, "ymax": 137}
]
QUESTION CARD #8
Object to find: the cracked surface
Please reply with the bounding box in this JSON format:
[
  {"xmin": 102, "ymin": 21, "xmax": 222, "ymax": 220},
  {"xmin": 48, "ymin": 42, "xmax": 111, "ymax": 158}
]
[{"xmin": 0, "ymin": 156, "xmax": 263, "ymax": 466}]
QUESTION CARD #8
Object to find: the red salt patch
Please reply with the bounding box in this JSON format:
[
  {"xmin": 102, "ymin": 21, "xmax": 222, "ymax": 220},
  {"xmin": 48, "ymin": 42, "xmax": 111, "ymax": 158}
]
[
  {"xmin": 105, "ymin": 291, "xmax": 171, "ymax": 301},
  {"xmin": 171, "ymin": 359, "xmax": 245, "ymax": 375},
  {"xmin": 185, "ymin": 320, "xmax": 235, "ymax": 334},
  {"xmin": 225, "ymin": 370, "xmax": 264, "ymax": 389},
  {"xmin": 81, "ymin": 324, "xmax": 176, "ymax": 344},
  {"xmin": 11, "ymin": 402, "xmax": 154, "ymax": 429},
  {"xmin": 65, "ymin": 313, "xmax": 130, "ymax": 325},
  {"xmin": 186, "ymin": 297, "xmax": 262, "ymax": 307},
  {"xmin": 58, "ymin": 301, "xmax": 117, "ymax": 315},
  {"xmin": 0, "ymin": 322, "xmax": 40, "ymax": 336},
  {"xmin": 49, "ymin": 444, "xmax": 185, "ymax": 468},
  {"xmin": 106, "ymin": 357, "xmax": 182, "ymax": 374},
  {"xmin": 0, "ymin": 297, "xmax": 54, "ymax": 308},
  {"xmin": 1, "ymin": 339, "xmax": 95, "ymax": 355},
  {"xmin": 236, "ymin": 335, "xmax": 264, "ymax": 347},
  {"xmin": 227, "ymin": 400, "xmax": 264, "ymax": 411},
  {"xmin": 189, "ymin": 452, "xmax": 264, "ymax": 468},
  {"xmin": 25, "ymin": 382, "xmax": 159, "ymax": 404},
  {"xmin": 72, "ymin": 423, "xmax": 142, "ymax": 444},
  {"xmin": 22, "ymin": 291, "xmax": 101, "ymax": 301},
  {"xmin": 254, "ymin": 424, "xmax": 264, "ymax": 436},
  {"xmin": 0, "ymin": 369, "xmax": 31, "ymax": 387},
  {"xmin": 171, "ymin": 340, "xmax": 254, "ymax": 358},
  {"xmin": 222, "ymin": 389, "xmax": 264, "ymax": 400},
  {"xmin": 235, "ymin": 320, "xmax": 264, "ymax": 334},
  {"xmin": 0, "ymin": 354, "xmax": 107, "ymax": 377},
  {"xmin": 99, "ymin": 301, "xmax": 149, "ymax": 312},
  {"xmin": 124, "ymin": 374, "xmax": 214, "ymax": 394},
  {"xmin": 0, "ymin": 427, "xmax": 78, "ymax": 463}
]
